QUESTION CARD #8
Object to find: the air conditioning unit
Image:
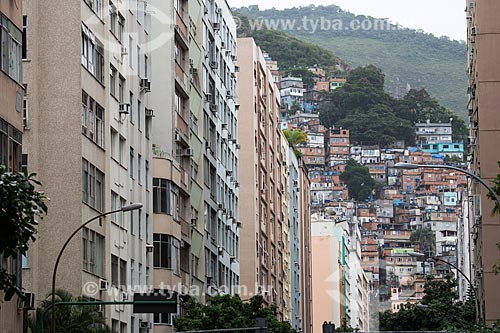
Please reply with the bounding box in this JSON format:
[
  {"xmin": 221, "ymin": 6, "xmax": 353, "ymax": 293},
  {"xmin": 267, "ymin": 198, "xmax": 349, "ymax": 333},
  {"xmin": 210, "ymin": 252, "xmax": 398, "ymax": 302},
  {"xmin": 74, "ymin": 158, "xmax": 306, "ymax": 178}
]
[
  {"xmin": 212, "ymin": 22, "xmax": 220, "ymax": 30},
  {"xmin": 99, "ymin": 279, "xmax": 109, "ymax": 291},
  {"xmin": 145, "ymin": 108, "xmax": 154, "ymax": 117},
  {"xmin": 221, "ymin": 41, "xmax": 226, "ymax": 49},
  {"xmin": 122, "ymin": 292, "xmax": 129, "ymax": 301},
  {"xmin": 234, "ymin": 66, "xmax": 240, "ymax": 72},
  {"xmin": 209, "ymin": 61, "xmax": 218, "ymax": 69},
  {"xmin": 175, "ymin": 133, "xmax": 182, "ymax": 142},
  {"xmin": 221, "ymin": 123, "xmax": 228, "ymax": 129},
  {"xmin": 226, "ymin": 91, "xmax": 232, "ymax": 99},
  {"xmin": 230, "ymin": 255, "xmax": 237, "ymax": 261},
  {"xmin": 180, "ymin": 148, "xmax": 193, "ymax": 157},
  {"xmin": 218, "ymin": 203, "xmax": 224, "ymax": 210},
  {"xmin": 226, "ymin": 170, "xmax": 233, "ymax": 176},
  {"xmin": 235, "ymin": 221, "xmax": 242, "ymax": 228},
  {"xmin": 119, "ymin": 103, "xmax": 130, "ymax": 114},
  {"xmin": 140, "ymin": 78, "xmax": 151, "ymax": 92},
  {"xmin": 210, "ymin": 103, "xmax": 217, "ymax": 112},
  {"xmin": 234, "ymin": 181, "xmax": 240, "ymax": 188},
  {"xmin": 471, "ymin": 26, "xmax": 477, "ymax": 36},
  {"xmin": 23, "ymin": 292, "xmax": 36, "ymax": 309},
  {"xmin": 225, "ymin": 224, "xmax": 232, "ymax": 230},
  {"xmin": 121, "ymin": 46, "xmax": 128, "ymax": 56},
  {"xmin": 146, "ymin": 243, "xmax": 154, "ymax": 253},
  {"xmin": 190, "ymin": 67, "xmax": 198, "ymax": 75},
  {"xmin": 218, "ymin": 246, "xmax": 224, "ymax": 254},
  {"xmin": 235, "ymin": 144, "xmax": 241, "ymax": 149}
]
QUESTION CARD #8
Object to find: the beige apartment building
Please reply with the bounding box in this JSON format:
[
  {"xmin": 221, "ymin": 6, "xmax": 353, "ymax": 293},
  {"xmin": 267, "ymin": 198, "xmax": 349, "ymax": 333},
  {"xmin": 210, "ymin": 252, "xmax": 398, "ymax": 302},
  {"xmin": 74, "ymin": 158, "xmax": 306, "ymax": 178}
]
[
  {"xmin": 237, "ymin": 37, "xmax": 312, "ymax": 333},
  {"xmin": 467, "ymin": 0, "xmax": 500, "ymax": 325},
  {"xmin": 22, "ymin": 0, "xmax": 153, "ymax": 330},
  {"xmin": 0, "ymin": 0, "xmax": 24, "ymax": 331}
]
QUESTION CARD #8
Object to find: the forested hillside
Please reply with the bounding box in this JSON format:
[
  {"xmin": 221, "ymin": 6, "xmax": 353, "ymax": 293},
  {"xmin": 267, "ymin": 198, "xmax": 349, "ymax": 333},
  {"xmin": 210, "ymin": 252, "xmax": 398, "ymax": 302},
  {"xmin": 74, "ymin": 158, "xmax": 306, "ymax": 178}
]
[{"xmin": 234, "ymin": 5, "xmax": 467, "ymax": 119}]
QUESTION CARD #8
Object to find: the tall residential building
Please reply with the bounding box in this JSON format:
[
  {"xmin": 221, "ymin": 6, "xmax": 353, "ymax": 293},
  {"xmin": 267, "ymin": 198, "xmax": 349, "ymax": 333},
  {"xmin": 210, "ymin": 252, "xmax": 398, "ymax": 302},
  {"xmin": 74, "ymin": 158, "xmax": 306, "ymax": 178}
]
[
  {"xmin": 467, "ymin": 0, "xmax": 500, "ymax": 324},
  {"xmin": 237, "ymin": 36, "xmax": 288, "ymax": 319},
  {"xmin": 237, "ymin": 37, "xmax": 312, "ymax": 333},
  {"xmin": 200, "ymin": 0, "xmax": 240, "ymax": 297},
  {"xmin": 150, "ymin": 0, "xmax": 239, "ymax": 329},
  {"xmin": 22, "ymin": 0, "xmax": 153, "ymax": 330},
  {"xmin": 0, "ymin": 0, "xmax": 24, "ymax": 330}
]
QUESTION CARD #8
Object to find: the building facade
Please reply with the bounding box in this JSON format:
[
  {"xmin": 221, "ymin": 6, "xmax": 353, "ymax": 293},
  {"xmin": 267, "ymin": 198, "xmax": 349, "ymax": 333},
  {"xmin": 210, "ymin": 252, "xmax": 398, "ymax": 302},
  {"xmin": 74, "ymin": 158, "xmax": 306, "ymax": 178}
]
[
  {"xmin": 0, "ymin": 0, "xmax": 24, "ymax": 330},
  {"xmin": 467, "ymin": 0, "xmax": 500, "ymax": 324}
]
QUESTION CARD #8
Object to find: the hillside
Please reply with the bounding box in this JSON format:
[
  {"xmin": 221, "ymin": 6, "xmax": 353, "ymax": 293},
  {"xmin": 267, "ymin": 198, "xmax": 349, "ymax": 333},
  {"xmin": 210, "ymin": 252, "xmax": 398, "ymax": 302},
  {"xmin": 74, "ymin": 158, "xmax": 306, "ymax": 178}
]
[
  {"xmin": 235, "ymin": 14, "xmax": 347, "ymax": 75},
  {"xmin": 234, "ymin": 5, "xmax": 468, "ymax": 119}
]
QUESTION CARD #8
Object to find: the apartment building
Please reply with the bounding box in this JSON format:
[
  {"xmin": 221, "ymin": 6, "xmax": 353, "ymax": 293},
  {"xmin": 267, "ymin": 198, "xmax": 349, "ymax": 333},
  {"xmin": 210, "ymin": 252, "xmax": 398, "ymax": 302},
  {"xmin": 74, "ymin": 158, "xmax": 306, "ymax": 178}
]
[
  {"xmin": 200, "ymin": 0, "xmax": 240, "ymax": 299},
  {"xmin": 0, "ymin": 0, "xmax": 24, "ymax": 330},
  {"xmin": 238, "ymin": 37, "xmax": 311, "ymax": 328},
  {"xmin": 22, "ymin": 0, "xmax": 153, "ymax": 330},
  {"xmin": 466, "ymin": 0, "xmax": 500, "ymax": 311}
]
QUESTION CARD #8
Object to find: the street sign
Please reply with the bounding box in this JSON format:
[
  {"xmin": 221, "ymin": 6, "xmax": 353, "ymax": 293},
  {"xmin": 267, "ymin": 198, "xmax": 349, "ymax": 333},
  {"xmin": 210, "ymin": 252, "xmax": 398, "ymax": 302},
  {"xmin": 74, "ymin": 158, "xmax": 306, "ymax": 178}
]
[{"xmin": 133, "ymin": 291, "xmax": 178, "ymax": 314}]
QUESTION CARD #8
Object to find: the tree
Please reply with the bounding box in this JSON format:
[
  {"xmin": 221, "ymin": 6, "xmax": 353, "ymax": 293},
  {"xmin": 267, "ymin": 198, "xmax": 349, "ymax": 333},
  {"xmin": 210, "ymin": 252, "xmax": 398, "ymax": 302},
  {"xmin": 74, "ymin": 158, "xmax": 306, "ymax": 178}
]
[
  {"xmin": 0, "ymin": 165, "xmax": 47, "ymax": 300},
  {"xmin": 25, "ymin": 289, "xmax": 113, "ymax": 333},
  {"xmin": 379, "ymin": 275, "xmax": 476, "ymax": 332},
  {"xmin": 174, "ymin": 295, "xmax": 295, "ymax": 333},
  {"xmin": 283, "ymin": 129, "xmax": 307, "ymax": 158},
  {"xmin": 339, "ymin": 159, "xmax": 376, "ymax": 201},
  {"xmin": 410, "ymin": 228, "xmax": 436, "ymax": 256}
]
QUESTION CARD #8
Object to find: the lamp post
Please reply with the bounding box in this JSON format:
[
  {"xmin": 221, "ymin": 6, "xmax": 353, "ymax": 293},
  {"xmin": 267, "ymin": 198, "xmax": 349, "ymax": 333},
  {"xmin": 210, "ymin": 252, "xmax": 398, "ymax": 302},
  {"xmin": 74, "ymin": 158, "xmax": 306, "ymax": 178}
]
[
  {"xmin": 393, "ymin": 162, "xmax": 500, "ymax": 208},
  {"xmin": 51, "ymin": 203, "xmax": 143, "ymax": 333},
  {"xmin": 408, "ymin": 251, "xmax": 480, "ymax": 322}
]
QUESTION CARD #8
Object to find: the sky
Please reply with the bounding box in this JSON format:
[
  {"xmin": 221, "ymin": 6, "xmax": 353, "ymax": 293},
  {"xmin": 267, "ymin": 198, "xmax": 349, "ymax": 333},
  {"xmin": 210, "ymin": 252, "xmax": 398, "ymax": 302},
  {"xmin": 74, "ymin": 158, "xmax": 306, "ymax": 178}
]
[{"xmin": 228, "ymin": 0, "xmax": 466, "ymax": 41}]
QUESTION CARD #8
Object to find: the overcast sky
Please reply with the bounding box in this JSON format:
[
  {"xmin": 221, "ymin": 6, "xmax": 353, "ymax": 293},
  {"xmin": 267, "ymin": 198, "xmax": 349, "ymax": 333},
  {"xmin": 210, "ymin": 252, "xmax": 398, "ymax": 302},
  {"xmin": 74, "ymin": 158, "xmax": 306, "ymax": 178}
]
[{"xmin": 228, "ymin": 0, "xmax": 466, "ymax": 41}]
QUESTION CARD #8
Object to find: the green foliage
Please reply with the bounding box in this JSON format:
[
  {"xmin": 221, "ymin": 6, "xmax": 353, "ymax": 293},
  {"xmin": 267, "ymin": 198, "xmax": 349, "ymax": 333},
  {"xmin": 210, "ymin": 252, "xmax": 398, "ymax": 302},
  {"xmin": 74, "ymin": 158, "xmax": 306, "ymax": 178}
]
[
  {"xmin": 410, "ymin": 228, "xmax": 436, "ymax": 256},
  {"xmin": 235, "ymin": 5, "xmax": 467, "ymax": 119},
  {"xmin": 25, "ymin": 289, "xmax": 113, "ymax": 333},
  {"xmin": 0, "ymin": 165, "xmax": 47, "ymax": 301},
  {"xmin": 379, "ymin": 275, "xmax": 476, "ymax": 331},
  {"xmin": 283, "ymin": 129, "xmax": 307, "ymax": 158},
  {"xmin": 174, "ymin": 295, "xmax": 295, "ymax": 333},
  {"xmin": 339, "ymin": 159, "xmax": 376, "ymax": 201},
  {"xmin": 235, "ymin": 13, "xmax": 346, "ymax": 76},
  {"xmin": 317, "ymin": 65, "xmax": 466, "ymax": 145}
]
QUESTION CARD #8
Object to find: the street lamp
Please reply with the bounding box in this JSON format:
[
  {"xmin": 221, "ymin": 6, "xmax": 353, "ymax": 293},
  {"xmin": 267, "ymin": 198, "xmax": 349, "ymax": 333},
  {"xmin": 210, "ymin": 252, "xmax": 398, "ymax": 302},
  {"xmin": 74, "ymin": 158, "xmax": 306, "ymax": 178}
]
[
  {"xmin": 51, "ymin": 203, "xmax": 143, "ymax": 333},
  {"xmin": 393, "ymin": 162, "xmax": 500, "ymax": 208},
  {"xmin": 408, "ymin": 251, "xmax": 479, "ymax": 321}
]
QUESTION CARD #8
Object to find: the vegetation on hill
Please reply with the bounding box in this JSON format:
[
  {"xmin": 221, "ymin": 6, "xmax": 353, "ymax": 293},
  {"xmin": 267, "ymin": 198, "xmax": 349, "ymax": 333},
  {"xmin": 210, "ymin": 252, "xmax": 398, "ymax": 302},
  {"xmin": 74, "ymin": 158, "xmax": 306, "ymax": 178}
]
[
  {"xmin": 235, "ymin": 13, "xmax": 347, "ymax": 78},
  {"xmin": 340, "ymin": 159, "xmax": 376, "ymax": 201},
  {"xmin": 234, "ymin": 5, "xmax": 467, "ymax": 119},
  {"xmin": 318, "ymin": 65, "xmax": 468, "ymax": 146}
]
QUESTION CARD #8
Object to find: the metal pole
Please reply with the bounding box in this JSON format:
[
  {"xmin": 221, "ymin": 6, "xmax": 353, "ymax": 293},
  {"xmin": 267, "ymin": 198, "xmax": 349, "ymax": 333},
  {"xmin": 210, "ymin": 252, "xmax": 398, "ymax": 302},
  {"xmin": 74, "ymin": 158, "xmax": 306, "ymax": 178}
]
[
  {"xmin": 431, "ymin": 256, "xmax": 480, "ymax": 323},
  {"xmin": 50, "ymin": 208, "xmax": 123, "ymax": 333}
]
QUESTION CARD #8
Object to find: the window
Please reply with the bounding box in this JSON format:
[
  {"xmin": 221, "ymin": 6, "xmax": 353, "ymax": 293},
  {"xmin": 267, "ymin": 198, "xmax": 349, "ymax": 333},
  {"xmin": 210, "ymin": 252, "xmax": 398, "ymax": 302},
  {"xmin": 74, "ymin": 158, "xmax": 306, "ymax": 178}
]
[
  {"xmin": 109, "ymin": 2, "xmax": 117, "ymax": 36},
  {"xmin": 0, "ymin": 13, "xmax": 22, "ymax": 83},
  {"xmin": 111, "ymin": 254, "xmax": 119, "ymax": 286},
  {"xmin": 111, "ymin": 191, "xmax": 118, "ymax": 223},
  {"xmin": 84, "ymin": 0, "xmax": 103, "ymax": 17},
  {"xmin": 153, "ymin": 178, "xmax": 175, "ymax": 214},
  {"xmin": 129, "ymin": 36, "xmax": 133, "ymax": 69},
  {"xmin": 22, "ymin": 16, "xmax": 27, "ymax": 59},
  {"xmin": 82, "ymin": 90, "xmax": 104, "ymax": 147},
  {"xmin": 116, "ymin": 11, "xmax": 125, "ymax": 43},
  {"xmin": 118, "ymin": 75, "xmax": 125, "ymax": 103},
  {"xmin": 119, "ymin": 136, "xmax": 125, "ymax": 164},
  {"xmin": 137, "ymin": 45, "xmax": 141, "ymax": 77},
  {"xmin": 23, "ymin": 84, "xmax": 28, "ymax": 128},
  {"xmin": 110, "ymin": 65, "xmax": 117, "ymax": 97},
  {"xmin": 110, "ymin": 129, "xmax": 117, "ymax": 159},
  {"xmin": 153, "ymin": 234, "xmax": 180, "ymax": 274},
  {"xmin": 137, "ymin": 99, "xmax": 142, "ymax": 130},
  {"xmin": 81, "ymin": 23, "xmax": 104, "ymax": 83},
  {"xmin": 138, "ymin": 154, "xmax": 142, "ymax": 185},
  {"xmin": 129, "ymin": 147, "xmax": 134, "ymax": 178},
  {"xmin": 82, "ymin": 228, "xmax": 104, "ymax": 276},
  {"xmin": 120, "ymin": 258, "xmax": 127, "ymax": 286},
  {"xmin": 0, "ymin": 119, "xmax": 22, "ymax": 172},
  {"xmin": 145, "ymin": 160, "xmax": 150, "ymax": 189},
  {"xmin": 82, "ymin": 158, "xmax": 104, "ymax": 211},
  {"xmin": 129, "ymin": 92, "xmax": 134, "ymax": 122}
]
